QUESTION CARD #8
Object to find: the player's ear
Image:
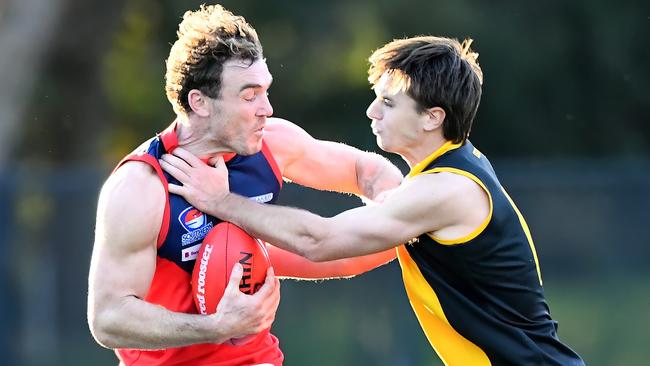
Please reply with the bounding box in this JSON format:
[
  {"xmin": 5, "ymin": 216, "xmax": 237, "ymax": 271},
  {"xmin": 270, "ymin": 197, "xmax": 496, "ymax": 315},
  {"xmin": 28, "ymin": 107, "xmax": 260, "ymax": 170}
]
[
  {"xmin": 423, "ymin": 107, "xmax": 445, "ymax": 132},
  {"xmin": 188, "ymin": 90, "xmax": 210, "ymax": 117}
]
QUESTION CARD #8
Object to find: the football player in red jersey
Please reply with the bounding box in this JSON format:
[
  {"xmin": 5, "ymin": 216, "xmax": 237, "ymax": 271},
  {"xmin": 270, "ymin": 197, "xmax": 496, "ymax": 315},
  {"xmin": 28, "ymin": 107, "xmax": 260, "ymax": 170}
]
[
  {"xmin": 164, "ymin": 35, "xmax": 586, "ymax": 366},
  {"xmin": 87, "ymin": 4, "xmax": 402, "ymax": 366}
]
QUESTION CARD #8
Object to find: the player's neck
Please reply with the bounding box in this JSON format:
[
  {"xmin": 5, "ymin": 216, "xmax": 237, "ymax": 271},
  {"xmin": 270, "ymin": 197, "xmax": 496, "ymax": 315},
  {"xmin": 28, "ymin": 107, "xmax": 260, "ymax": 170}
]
[
  {"xmin": 402, "ymin": 134, "xmax": 448, "ymax": 168},
  {"xmin": 174, "ymin": 117, "xmax": 231, "ymax": 159}
]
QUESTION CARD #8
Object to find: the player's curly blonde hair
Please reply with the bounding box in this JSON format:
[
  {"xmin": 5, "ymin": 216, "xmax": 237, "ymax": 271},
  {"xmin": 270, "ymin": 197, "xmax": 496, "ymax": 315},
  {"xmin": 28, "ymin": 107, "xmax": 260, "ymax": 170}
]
[
  {"xmin": 368, "ymin": 36, "xmax": 483, "ymax": 143},
  {"xmin": 165, "ymin": 4, "xmax": 263, "ymax": 116}
]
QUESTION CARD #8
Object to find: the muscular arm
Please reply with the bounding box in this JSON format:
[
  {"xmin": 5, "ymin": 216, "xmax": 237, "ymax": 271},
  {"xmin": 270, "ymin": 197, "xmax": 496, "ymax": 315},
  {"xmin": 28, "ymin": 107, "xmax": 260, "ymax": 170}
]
[
  {"xmin": 212, "ymin": 173, "xmax": 488, "ymax": 261},
  {"xmin": 251, "ymin": 118, "xmax": 400, "ymax": 276},
  {"xmin": 267, "ymin": 245, "xmax": 395, "ymax": 280},
  {"xmin": 211, "ymin": 182, "xmax": 424, "ymax": 261},
  {"xmin": 87, "ymin": 162, "xmax": 280, "ymax": 349},
  {"xmin": 264, "ymin": 118, "xmax": 403, "ymax": 200},
  {"xmin": 160, "ymin": 148, "xmax": 488, "ymax": 262}
]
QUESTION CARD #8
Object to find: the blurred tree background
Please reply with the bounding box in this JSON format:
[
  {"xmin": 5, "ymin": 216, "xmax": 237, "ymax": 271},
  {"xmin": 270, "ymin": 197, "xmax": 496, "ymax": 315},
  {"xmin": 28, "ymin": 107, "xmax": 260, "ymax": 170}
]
[{"xmin": 0, "ymin": 0, "xmax": 648, "ymax": 365}]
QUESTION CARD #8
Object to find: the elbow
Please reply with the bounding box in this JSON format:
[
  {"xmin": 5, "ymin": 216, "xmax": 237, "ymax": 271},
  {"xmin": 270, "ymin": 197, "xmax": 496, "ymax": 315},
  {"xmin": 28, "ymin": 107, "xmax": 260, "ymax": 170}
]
[
  {"xmin": 292, "ymin": 218, "xmax": 339, "ymax": 262},
  {"xmin": 299, "ymin": 237, "xmax": 337, "ymax": 262},
  {"xmin": 88, "ymin": 306, "xmax": 120, "ymax": 349},
  {"xmin": 302, "ymin": 250, "xmax": 330, "ymax": 263},
  {"xmin": 356, "ymin": 153, "xmax": 403, "ymax": 199},
  {"xmin": 88, "ymin": 318, "xmax": 112, "ymax": 349}
]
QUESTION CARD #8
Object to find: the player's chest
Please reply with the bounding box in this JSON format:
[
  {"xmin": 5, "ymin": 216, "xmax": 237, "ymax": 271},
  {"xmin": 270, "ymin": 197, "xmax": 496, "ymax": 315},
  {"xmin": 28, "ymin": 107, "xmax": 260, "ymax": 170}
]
[{"xmin": 158, "ymin": 163, "xmax": 281, "ymax": 273}]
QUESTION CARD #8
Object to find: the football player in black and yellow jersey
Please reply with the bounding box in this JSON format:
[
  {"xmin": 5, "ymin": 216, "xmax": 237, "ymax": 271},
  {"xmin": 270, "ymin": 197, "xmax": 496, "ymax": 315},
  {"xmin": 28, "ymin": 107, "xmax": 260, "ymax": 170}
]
[{"xmin": 164, "ymin": 36, "xmax": 585, "ymax": 365}]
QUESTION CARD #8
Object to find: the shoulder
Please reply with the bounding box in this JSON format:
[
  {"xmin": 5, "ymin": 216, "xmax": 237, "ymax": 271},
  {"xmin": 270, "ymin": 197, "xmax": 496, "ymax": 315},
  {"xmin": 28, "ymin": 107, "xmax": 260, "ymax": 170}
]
[
  {"xmin": 396, "ymin": 172, "xmax": 487, "ymax": 215},
  {"xmin": 103, "ymin": 161, "xmax": 164, "ymax": 203},
  {"xmin": 263, "ymin": 117, "xmax": 313, "ymax": 171},
  {"xmin": 97, "ymin": 161, "xmax": 166, "ymax": 244},
  {"xmin": 263, "ymin": 118, "xmax": 310, "ymax": 148},
  {"xmin": 265, "ymin": 117, "xmax": 303, "ymax": 133},
  {"xmin": 411, "ymin": 170, "xmax": 482, "ymax": 193},
  {"xmin": 412, "ymin": 171, "xmax": 489, "ymax": 226},
  {"xmin": 402, "ymin": 172, "xmax": 466, "ymax": 197}
]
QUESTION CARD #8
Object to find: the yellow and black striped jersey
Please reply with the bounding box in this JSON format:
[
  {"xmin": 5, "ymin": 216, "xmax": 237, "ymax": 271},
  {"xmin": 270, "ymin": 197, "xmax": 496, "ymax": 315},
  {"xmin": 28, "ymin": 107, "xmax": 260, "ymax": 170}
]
[{"xmin": 397, "ymin": 140, "xmax": 584, "ymax": 366}]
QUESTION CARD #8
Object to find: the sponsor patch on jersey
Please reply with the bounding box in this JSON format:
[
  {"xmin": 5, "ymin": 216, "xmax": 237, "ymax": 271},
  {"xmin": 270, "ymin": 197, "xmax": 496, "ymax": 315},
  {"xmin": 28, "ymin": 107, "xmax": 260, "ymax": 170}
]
[
  {"xmin": 178, "ymin": 206, "xmax": 214, "ymax": 246},
  {"xmin": 181, "ymin": 243, "xmax": 202, "ymax": 262},
  {"xmin": 249, "ymin": 192, "xmax": 273, "ymax": 203},
  {"xmin": 180, "ymin": 207, "xmax": 205, "ymax": 230}
]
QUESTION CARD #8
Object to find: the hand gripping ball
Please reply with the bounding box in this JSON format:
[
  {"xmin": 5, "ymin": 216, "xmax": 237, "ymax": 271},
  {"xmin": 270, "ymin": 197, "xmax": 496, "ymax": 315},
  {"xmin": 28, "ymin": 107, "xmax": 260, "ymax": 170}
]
[{"xmin": 192, "ymin": 222, "xmax": 271, "ymax": 345}]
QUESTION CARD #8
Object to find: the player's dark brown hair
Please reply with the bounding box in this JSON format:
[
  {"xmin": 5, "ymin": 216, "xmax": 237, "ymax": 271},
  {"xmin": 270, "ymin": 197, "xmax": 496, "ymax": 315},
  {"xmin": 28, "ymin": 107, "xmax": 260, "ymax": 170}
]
[
  {"xmin": 165, "ymin": 4, "xmax": 263, "ymax": 115},
  {"xmin": 368, "ymin": 36, "xmax": 483, "ymax": 143}
]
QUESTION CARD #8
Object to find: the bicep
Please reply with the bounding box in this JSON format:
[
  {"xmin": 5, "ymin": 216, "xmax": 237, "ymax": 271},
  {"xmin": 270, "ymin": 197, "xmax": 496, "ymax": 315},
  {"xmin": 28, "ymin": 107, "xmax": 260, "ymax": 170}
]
[
  {"xmin": 285, "ymin": 140, "xmax": 362, "ymax": 194},
  {"xmin": 320, "ymin": 177, "xmax": 450, "ymax": 259},
  {"xmin": 89, "ymin": 226, "xmax": 156, "ymax": 302},
  {"xmin": 325, "ymin": 206, "xmax": 419, "ymax": 257},
  {"xmin": 88, "ymin": 168, "xmax": 163, "ymax": 310},
  {"xmin": 264, "ymin": 118, "xmax": 362, "ymax": 194}
]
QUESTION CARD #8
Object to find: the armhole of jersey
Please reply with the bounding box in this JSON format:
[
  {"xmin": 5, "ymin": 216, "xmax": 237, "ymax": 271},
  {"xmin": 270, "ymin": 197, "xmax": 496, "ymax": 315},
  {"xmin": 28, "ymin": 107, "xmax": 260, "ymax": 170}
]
[
  {"xmin": 261, "ymin": 140, "xmax": 283, "ymax": 188},
  {"xmin": 114, "ymin": 154, "xmax": 170, "ymax": 248},
  {"xmin": 420, "ymin": 167, "xmax": 493, "ymax": 245}
]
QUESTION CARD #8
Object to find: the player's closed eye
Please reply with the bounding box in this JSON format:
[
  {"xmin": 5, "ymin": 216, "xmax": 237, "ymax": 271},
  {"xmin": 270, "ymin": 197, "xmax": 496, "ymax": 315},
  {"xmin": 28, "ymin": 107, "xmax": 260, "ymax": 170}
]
[
  {"xmin": 242, "ymin": 90, "xmax": 255, "ymax": 101},
  {"xmin": 243, "ymin": 90, "xmax": 270, "ymax": 102}
]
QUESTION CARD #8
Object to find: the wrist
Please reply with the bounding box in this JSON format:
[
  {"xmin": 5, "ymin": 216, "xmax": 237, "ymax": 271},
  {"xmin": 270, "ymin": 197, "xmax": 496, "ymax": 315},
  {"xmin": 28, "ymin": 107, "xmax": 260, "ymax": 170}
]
[
  {"xmin": 206, "ymin": 312, "xmax": 231, "ymax": 344},
  {"xmin": 214, "ymin": 193, "xmax": 238, "ymax": 221},
  {"xmin": 204, "ymin": 192, "xmax": 233, "ymax": 219}
]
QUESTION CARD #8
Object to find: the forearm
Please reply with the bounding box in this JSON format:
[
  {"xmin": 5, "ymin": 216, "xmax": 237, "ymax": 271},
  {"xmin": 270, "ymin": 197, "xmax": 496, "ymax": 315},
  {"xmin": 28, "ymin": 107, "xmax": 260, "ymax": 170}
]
[
  {"xmin": 336, "ymin": 248, "xmax": 396, "ymax": 275},
  {"xmin": 270, "ymin": 246, "xmax": 396, "ymax": 280},
  {"xmin": 355, "ymin": 153, "xmax": 403, "ymax": 200},
  {"xmin": 307, "ymin": 248, "xmax": 396, "ymax": 278},
  {"xmin": 214, "ymin": 193, "xmax": 330, "ymax": 261},
  {"xmin": 90, "ymin": 295, "xmax": 226, "ymax": 349}
]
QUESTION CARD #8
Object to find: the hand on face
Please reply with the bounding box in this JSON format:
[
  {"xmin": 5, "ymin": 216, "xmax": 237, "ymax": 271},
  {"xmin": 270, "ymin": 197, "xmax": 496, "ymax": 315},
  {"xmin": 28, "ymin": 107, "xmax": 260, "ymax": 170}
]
[{"xmin": 159, "ymin": 147, "xmax": 230, "ymax": 214}]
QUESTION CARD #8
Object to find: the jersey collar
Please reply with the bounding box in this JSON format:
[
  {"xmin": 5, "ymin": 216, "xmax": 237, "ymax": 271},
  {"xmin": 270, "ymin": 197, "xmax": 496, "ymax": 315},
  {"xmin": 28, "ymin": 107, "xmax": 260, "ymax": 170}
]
[
  {"xmin": 159, "ymin": 121, "xmax": 236, "ymax": 163},
  {"xmin": 407, "ymin": 140, "xmax": 463, "ymax": 178}
]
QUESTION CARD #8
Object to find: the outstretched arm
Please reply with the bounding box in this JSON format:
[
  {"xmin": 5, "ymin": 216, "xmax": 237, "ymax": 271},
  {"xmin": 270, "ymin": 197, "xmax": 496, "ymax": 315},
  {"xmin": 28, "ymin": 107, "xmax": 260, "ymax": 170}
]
[
  {"xmin": 263, "ymin": 118, "xmax": 403, "ymax": 200},
  {"xmin": 160, "ymin": 150, "xmax": 465, "ymax": 261},
  {"xmin": 161, "ymin": 147, "xmax": 491, "ymax": 262},
  {"xmin": 210, "ymin": 187, "xmax": 423, "ymax": 261},
  {"xmin": 87, "ymin": 162, "xmax": 280, "ymax": 349},
  {"xmin": 267, "ymin": 244, "xmax": 395, "ymax": 280},
  {"xmin": 238, "ymin": 118, "xmax": 401, "ymax": 276}
]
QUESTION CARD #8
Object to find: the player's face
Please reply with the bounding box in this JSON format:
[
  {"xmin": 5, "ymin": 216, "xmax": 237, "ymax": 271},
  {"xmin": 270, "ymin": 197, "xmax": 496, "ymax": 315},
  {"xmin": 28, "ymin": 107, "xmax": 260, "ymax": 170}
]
[
  {"xmin": 366, "ymin": 73, "xmax": 426, "ymax": 155},
  {"xmin": 209, "ymin": 59, "xmax": 273, "ymax": 156}
]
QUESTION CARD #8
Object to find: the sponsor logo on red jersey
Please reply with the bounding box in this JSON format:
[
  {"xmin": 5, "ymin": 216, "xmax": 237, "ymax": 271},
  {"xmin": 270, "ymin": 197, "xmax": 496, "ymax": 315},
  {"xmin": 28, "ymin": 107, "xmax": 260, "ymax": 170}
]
[{"xmin": 178, "ymin": 206, "xmax": 214, "ymax": 246}]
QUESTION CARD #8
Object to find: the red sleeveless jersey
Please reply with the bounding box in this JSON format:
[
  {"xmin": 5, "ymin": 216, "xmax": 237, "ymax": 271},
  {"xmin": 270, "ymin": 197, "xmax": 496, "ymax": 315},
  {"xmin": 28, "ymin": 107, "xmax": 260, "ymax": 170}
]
[{"xmin": 113, "ymin": 123, "xmax": 284, "ymax": 365}]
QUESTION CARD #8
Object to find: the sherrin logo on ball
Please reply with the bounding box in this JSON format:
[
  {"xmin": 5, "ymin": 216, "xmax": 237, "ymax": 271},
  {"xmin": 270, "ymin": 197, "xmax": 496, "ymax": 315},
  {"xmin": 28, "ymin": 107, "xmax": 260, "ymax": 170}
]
[
  {"xmin": 195, "ymin": 244, "xmax": 213, "ymax": 314},
  {"xmin": 191, "ymin": 222, "xmax": 271, "ymax": 346}
]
